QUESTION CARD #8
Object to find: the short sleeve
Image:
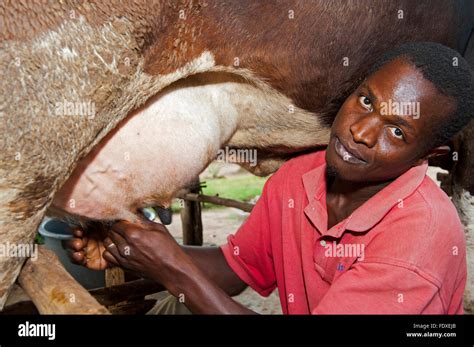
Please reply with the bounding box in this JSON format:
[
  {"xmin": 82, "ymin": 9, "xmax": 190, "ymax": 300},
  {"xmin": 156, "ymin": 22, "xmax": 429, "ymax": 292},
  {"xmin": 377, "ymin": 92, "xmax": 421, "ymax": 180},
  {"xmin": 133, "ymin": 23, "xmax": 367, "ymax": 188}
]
[
  {"xmin": 220, "ymin": 177, "xmax": 277, "ymax": 297},
  {"xmin": 312, "ymin": 261, "xmax": 443, "ymax": 314}
]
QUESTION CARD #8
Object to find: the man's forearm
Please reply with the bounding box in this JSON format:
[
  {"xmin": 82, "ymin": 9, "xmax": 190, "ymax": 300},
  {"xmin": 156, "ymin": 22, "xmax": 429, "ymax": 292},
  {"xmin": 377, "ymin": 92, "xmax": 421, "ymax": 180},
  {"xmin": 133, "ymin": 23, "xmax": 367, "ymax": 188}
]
[
  {"xmin": 162, "ymin": 253, "xmax": 256, "ymax": 314},
  {"xmin": 180, "ymin": 245, "xmax": 247, "ymax": 296}
]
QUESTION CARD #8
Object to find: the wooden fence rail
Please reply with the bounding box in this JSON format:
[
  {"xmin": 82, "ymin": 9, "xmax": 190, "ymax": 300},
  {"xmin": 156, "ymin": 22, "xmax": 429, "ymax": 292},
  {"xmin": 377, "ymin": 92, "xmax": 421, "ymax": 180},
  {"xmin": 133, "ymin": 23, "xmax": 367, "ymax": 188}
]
[{"xmin": 177, "ymin": 178, "xmax": 255, "ymax": 246}]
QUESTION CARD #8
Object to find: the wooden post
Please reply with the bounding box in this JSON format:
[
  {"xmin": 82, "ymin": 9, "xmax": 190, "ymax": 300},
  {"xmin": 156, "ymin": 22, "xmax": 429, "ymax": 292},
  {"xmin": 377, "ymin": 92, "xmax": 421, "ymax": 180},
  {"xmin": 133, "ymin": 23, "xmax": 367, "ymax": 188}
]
[
  {"xmin": 180, "ymin": 178, "xmax": 203, "ymax": 245},
  {"xmin": 105, "ymin": 268, "xmax": 125, "ymax": 287},
  {"xmin": 18, "ymin": 246, "xmax": 110, "ymax": 314}
]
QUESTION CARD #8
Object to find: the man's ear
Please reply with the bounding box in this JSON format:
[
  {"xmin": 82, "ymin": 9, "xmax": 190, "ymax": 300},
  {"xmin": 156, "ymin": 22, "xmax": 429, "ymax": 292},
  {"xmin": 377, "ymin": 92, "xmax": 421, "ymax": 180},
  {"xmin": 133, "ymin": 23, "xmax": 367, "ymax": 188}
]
[{"xmin": 421, "ymin": 145, "xmax": 451, "ymax": 162}]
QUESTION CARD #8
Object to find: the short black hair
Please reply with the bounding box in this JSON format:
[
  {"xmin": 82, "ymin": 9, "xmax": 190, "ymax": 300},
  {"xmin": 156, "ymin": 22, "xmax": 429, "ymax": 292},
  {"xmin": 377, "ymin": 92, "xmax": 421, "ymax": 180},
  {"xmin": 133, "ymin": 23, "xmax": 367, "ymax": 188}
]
[{"xmin": 368, "ymin": 42, "xmax": 474, "ymax": 154}]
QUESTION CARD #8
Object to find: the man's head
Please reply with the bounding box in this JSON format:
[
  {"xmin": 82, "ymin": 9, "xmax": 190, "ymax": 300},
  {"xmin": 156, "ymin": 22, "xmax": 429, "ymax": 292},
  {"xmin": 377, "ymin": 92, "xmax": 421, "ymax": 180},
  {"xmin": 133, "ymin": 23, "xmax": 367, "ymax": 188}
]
[{"xmin": 326, "ymin": 42, "xmax": 474, "ymax": 182}]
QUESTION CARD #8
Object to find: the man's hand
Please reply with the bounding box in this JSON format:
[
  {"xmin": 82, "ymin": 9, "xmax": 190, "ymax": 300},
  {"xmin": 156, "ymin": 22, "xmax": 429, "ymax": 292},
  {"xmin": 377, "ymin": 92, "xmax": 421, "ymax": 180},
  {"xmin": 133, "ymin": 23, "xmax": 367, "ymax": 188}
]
[
  {"xmin": 102, "ymin": 219, "xmax": 254, "ymax": 314},
  {"xmin": 64, "ymin": 219, "xmax": 252, "ymax": 313},
  {"xmin": 63, "ymin": 222, "xmax": 112, "ymax": 270},
  {"xmin": 102, "ymin": 220, "xmax": 187, "ymax": 286}
]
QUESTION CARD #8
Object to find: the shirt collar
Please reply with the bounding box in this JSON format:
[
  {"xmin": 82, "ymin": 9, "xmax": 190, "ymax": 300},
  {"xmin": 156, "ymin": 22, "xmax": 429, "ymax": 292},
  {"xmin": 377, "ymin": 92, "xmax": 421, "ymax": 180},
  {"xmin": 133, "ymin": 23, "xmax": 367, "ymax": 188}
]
[
  {"xmin": 302, "ymin": 155, "xmax": 429, "ymax": 235},
  {"xmin": 302, "ymin": 161, "xmax": 327, "ymax": 203},
  {"xmin": 347, "ymin": 161, "xmax": 428, "ymax": 232}
]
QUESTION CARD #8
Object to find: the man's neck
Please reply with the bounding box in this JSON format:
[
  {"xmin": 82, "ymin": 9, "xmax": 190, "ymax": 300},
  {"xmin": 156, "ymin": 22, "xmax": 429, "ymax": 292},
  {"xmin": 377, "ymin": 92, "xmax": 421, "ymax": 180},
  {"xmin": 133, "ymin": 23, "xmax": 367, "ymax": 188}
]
[
  {"xmin": 325, "ymin": 175, "xmax": 394, "ymax": 229},
  {"xmin": 326, "ymin": 175, "xmax": 394, "ymax": 207}
]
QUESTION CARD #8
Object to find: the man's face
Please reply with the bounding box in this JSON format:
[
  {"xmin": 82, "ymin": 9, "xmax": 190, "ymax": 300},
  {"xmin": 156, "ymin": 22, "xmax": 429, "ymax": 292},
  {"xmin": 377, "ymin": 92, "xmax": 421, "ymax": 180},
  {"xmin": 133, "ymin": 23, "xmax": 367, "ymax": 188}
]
[{"xmin": 326, "ymin": 58, "xmax": 454, "ymax": 182}]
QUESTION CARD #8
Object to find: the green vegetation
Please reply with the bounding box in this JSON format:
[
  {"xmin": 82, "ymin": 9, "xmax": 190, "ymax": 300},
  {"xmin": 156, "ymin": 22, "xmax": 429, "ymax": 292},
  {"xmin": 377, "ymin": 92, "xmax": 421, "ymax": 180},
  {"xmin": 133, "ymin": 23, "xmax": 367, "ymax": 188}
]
[
  {"xmin": 202, "ymin": 175, "xmax": 268, "ymax": 202},
  {"xmin": 34, "ymin": 232, "xmax": 45, "ymax": 245},
  {"xmin": 172, "ymin": 174, "xmax": 269, "ymax": 212}
]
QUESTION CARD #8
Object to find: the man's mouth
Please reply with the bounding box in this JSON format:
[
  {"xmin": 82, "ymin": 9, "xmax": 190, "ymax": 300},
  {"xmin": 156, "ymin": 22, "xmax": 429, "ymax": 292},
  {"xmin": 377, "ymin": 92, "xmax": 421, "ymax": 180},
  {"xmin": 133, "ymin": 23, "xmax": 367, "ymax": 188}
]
[{"xmin": 334, "ymin": 137, "xmax": 367, "ymax": 165}]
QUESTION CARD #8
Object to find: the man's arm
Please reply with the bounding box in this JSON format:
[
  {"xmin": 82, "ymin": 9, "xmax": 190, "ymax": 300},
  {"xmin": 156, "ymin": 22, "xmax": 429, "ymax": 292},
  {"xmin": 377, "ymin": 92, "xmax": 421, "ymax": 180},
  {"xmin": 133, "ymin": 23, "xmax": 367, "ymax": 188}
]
[
  {"xmin": 64, "ymin": 224, "xmax": 251, "ymax": 313},
  {"xmin": 159, "ymin": 244, "xmax": 255, "ymax": 314},
  {"xmin": 101, "ymin": 221, "xmax": 257, "ymax": 314},
  {"xmin": 181, "ymin": 246, "xmax": 248, "ymax": 296}
]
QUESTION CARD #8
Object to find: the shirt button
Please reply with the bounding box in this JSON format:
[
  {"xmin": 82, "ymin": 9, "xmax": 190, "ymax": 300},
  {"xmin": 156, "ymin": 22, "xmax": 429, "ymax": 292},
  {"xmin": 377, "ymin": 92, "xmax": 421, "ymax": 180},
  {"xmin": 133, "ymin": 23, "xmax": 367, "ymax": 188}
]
[{"xmin": 320, "ymin": 240, "xmax": 326, "ymax": 247}]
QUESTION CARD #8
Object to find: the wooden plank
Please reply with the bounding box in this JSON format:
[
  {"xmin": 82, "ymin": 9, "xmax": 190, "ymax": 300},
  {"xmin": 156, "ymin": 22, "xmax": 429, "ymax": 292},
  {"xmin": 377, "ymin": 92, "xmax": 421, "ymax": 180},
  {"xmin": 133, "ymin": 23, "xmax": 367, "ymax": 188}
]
[
  {"xmin": 1, "ymin": 300, "xmax": 38, "ymax": 315},
  {"xmin": 107, "ymin": 299, "xmax": 157, "ymax": 315},
  {"xmin": 4, "ymin": 283, "xmax": 30, "ymax": 307},
  {"xmin": 90, "ymin": 279, "xmax": 165, "ymax": 306},
  {"xmin": 18, "ymin": 246, "xmax": 110, "ymax": 314},
  {"xmin": 2, "ymin": 279, "xmax": 165, "ymax": 314},
  {"xmin": 105, "ymin": 268, "xmax": 125, "ymax": 287}
]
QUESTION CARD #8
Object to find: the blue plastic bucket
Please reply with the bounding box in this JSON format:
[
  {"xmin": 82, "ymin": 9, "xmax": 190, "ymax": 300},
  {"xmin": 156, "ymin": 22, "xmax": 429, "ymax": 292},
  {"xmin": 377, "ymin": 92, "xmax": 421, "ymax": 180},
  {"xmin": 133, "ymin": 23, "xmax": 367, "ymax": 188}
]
[{"xmin": 38, "ymin": 217, "xmax": 105, "ymax": 289}]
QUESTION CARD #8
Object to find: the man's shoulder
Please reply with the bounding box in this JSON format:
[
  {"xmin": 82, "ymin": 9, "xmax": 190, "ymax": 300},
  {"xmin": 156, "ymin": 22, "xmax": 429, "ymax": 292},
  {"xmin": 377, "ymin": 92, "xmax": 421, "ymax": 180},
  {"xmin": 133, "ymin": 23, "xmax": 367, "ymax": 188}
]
[
  {"xmin": 380, "ymin": 175, "xmax": 465, "ymax": 247},
  {"xmin": 366, "ymin": 174, "xmax": 466, "ymax": 286},
  {"xmin": 416, "ymin": 176, "xmax": 464, "ymax": 233}
]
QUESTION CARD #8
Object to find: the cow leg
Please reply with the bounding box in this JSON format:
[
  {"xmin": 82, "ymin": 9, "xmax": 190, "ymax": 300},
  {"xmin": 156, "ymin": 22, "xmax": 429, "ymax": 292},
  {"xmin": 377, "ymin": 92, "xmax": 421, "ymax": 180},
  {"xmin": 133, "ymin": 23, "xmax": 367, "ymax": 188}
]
[
  {"xmin": 450, "ymin": 33, "xmax": 474, "ymax": 313},
  {"xmin": 450, "ymin": 121, "xmax": 474, "ymax": 313},
  {"xmin": 0, "ymin": 192, "xmax": 50, "ymax": 309}
]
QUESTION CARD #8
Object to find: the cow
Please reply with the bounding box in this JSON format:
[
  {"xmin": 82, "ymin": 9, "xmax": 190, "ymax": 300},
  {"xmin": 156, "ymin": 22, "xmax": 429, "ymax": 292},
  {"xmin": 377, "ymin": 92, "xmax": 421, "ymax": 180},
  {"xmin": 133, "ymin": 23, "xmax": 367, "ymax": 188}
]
[{"xmin": 0, "ymin": 0, "xmax": 473, "ymax": 311}]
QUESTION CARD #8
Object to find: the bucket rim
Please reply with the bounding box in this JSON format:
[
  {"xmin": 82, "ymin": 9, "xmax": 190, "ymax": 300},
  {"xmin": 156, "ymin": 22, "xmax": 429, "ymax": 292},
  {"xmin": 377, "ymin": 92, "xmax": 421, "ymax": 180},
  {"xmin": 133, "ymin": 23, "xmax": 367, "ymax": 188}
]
[{"xmin": 38, "ymin": 217, "xmax": 74, "ymax": 240}]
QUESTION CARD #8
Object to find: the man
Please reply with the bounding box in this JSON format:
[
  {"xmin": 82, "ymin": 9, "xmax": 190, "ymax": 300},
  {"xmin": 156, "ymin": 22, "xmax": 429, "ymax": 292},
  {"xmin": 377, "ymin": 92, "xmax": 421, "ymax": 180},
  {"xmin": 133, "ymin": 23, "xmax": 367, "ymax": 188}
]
[{"xmin": 66, "ymin": 42, "xmax": 473, "ymax": 314}]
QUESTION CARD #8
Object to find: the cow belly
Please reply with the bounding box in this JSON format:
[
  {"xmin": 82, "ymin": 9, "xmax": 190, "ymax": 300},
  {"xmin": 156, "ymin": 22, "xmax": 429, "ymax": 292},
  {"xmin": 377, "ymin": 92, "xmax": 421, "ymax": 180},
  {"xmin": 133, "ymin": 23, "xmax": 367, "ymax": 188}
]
[{"xmin": 51, "ymin": 78, "xmax": 240, "ymax": 221}]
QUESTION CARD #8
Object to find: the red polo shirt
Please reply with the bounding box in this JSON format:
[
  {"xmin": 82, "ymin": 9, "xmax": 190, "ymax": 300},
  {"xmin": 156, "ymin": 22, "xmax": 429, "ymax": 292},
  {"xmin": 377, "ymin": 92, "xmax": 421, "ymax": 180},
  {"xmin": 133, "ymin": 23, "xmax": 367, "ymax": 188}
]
[{"xmin": 221, "ymin": 150, "xmax": 466, "ymax": 314}]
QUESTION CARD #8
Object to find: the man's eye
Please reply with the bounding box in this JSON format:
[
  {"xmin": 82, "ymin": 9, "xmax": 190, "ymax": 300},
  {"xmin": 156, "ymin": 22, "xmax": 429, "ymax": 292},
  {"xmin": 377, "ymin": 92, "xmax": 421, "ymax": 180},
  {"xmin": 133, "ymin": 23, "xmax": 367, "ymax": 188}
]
[
  {"xmin": 358, "ymin": 95, "xmax": 373, "ymax": 111},
  {"xmin": 389, "ymin": 127, "xmax": 404, "ymax": 140}
]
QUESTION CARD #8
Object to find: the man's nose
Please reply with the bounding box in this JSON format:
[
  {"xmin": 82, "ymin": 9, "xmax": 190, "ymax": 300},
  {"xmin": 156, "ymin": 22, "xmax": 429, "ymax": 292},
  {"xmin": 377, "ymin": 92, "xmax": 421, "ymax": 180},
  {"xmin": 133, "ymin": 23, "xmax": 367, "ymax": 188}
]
[{"xmin": 349, "ymin": 115, "xmax": 381, "ymax": 148}]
